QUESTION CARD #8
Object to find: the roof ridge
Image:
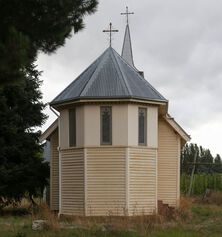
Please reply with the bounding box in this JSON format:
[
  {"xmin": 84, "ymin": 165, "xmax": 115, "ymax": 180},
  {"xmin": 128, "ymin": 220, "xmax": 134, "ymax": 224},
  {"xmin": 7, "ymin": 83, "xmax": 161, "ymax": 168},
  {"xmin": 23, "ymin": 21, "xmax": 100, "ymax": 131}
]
[
  {"xmin": 110, "ymin": 48, "xmax": 133, "ymax": 96},
  {"xmin": 79, "ymin": 48, "xmax": 110, "ymax": 96},
  {"xmin": 116, "ymin": 50, "xmax": 167, "ymax": 101},
  {"xmin": 51, "ymin": 51, "xmax": 104, "ymax": 104}
]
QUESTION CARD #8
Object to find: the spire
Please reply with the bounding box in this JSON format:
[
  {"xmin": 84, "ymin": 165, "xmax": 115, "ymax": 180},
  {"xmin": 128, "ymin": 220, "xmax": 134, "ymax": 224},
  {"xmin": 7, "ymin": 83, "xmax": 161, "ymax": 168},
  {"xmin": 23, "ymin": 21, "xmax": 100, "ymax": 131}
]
[
  {"xmin": 121, "ymin": 7, "xmax": 134, "ymax": 67},
  {"xmin": 121, "ymin": 24, "xmax": 134, "ymax": 67}
]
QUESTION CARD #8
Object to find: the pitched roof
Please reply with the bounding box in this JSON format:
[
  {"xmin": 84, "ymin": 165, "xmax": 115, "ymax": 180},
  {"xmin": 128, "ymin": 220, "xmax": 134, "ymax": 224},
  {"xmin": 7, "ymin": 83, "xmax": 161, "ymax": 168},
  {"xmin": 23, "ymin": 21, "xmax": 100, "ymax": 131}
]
[
  {"xmin": 50, "ymin": 47, "xmax": 167, "ymax": 105},
  {"xmin": 40, "ymin": 119, "xmax": 58, "ymax": 142},
  {"xmin": 164, "ymin": 114, "xmax": 191, "ymax": 142},
  {"xmin": 121, "ymin": 24, "xmax": 134, "ymax": 67}
]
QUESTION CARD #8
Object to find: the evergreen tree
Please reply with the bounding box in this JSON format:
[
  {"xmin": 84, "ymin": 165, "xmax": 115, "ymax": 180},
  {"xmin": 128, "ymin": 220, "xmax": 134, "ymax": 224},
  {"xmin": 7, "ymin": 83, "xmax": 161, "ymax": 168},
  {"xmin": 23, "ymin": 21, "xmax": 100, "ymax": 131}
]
[
  {"xmin": 181, "ymin": 143, "xmax": 220, "ymax": 175},
  {"xmin": 213, "ymin": 154, "xmax": 222, "ymax": 173},
  {"xmin": 181, "ymin": 143, "xmax": 199, "ymax": 174},
  {"xmin": 0, "ymin": 0, "xmax": 98, "ymax": 207},
  {"xmin": 0, "ymin": 64, "xmax": 49, "ymax": 207},
  {"xmin": 197, "ymin": 147, "xmax": 214, "ymax": 174},
  {"xmin": 0, "ymin": 0, "xmax": 98, "ymax": 85}
]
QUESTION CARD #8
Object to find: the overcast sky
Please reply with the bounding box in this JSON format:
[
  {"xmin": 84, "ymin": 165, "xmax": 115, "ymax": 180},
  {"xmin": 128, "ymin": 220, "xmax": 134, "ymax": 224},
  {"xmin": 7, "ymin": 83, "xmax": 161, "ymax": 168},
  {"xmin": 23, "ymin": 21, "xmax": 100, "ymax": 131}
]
[{"xmin": 37, "ymin": 0, "xmax": 222, "ymax": 157}]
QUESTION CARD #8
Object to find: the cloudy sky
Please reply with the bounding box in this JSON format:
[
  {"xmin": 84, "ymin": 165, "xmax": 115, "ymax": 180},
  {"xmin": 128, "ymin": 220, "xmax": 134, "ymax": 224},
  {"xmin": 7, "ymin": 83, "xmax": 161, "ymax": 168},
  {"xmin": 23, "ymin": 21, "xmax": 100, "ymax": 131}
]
[{"xmin": 37, "ymin": 0, "xmax": 222, "ymax": 157}]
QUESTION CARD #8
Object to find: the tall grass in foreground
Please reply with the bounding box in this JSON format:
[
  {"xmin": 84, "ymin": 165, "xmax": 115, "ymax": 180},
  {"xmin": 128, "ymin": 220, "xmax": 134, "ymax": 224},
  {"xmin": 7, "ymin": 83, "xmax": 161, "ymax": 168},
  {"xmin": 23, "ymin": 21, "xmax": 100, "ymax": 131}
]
[
  {"xmin": 1, "ymin": 194, "xmax": 222, "ymax": 237},
  {"xmin": 31, "ymin": 203, "xmax": 59, "ymax": 230}
]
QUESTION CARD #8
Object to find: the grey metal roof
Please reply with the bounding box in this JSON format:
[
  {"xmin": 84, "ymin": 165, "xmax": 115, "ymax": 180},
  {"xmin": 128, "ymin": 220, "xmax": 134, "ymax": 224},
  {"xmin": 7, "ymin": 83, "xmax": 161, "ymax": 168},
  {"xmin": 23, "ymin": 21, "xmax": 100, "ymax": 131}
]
[
  {"xmin": 50, "ymin": 47, "xmax": 167, "ymax": 105},
  {"xmin": 121, "ymin": 24, "xmax": 134, "ymax": 67}
]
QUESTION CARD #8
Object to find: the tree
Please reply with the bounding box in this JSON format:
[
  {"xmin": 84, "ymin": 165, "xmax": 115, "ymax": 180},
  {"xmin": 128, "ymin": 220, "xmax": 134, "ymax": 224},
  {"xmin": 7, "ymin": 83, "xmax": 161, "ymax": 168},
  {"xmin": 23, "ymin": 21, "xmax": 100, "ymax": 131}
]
[
  {"xmin": 0, "ymin": 0, "xmax": 98, "ymax": 207},
  {"xmin": 197, "ymin": 147, "xmax": 214, "ymax": 174},
  {"xmin": 181, "ymin": 143, "xmax": 221, "ymax": 175},
  {"xmin": 181, "ymin": 143, "xmax": 199, "ymax": 174},
  {"xmin": 0, "ymin": 64, "xmax": 49, "ymax": 207},
  {"xmin": 0, "ymin": 0, "xmax": 98, "ymax": 85},
  {"xmin": 213, "ymin": 154, "xmax": 222, "ymax": 173}
]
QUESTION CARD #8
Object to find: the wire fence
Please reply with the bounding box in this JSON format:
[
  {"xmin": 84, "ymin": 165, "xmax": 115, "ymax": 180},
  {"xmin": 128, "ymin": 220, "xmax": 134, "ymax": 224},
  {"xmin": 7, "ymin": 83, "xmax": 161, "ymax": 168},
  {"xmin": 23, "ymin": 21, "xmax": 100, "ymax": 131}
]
[{"xmin": 181, "ymin": 173, "xmax": 222, "ymax": 195}]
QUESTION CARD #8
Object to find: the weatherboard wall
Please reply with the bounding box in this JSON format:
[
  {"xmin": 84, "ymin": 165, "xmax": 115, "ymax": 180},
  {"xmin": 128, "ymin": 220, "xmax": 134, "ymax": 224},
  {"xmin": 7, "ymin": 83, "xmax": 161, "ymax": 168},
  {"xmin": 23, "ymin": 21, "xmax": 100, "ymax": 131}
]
[
  {"xmin": 49, "ymin": 129, "xmax": 59, "ymax": 211},
  {"xmin": 158, "ymin": 118, "xmax": 180, "ymax": 207},
  {"xmin": 129, "ymin": 147, "xmax": 157, "ymax": 215},
  {"xmin": 60, "ymin": 148, "xmax": 84, "ymax": 215},
  {"xmin": 86, "ymin": 147, "xmax": 126, "ymax": 216},
  {"xmin": 55, "ymin": 102, "xmax": 183, "ymax": 215}
]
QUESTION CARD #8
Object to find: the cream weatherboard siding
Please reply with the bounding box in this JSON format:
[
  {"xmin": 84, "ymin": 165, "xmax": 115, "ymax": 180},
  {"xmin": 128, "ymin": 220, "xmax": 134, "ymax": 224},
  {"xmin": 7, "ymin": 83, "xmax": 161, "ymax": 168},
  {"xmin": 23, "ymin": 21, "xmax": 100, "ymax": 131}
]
[
  {"xmin": 50, "ymin": 129, "xmax": 59, "ymax": 211},
  {"xmin": 158, "ymin": 119, "xmax": 180, "ymax": 207},
  {"xmin": 86, "ymin": 147, "xmax": 126, "ymax": 216},
  {"xmin": 129, "ymin": 147, "xmax": 157, "ymax": 215},
  {"xmin": 61, "ymin": 148, "xmax": 84, "ymax": 215}
]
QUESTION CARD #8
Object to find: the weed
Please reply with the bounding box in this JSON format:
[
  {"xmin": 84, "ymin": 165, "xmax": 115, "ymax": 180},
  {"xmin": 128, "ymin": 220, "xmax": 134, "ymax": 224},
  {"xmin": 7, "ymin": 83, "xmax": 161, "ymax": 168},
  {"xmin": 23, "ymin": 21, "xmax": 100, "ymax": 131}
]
[
  {"xmin": 32, "ymin": 203, "xmax": 59, "ymax": 230},
  {"xmin": 191, "ymin": 206, "xmax": 212, "ymax": 217},
  {"xmin": 1, "ymin": 194, "xmax": 222, "ymax": 236},
  {"xmin": 208, "ymin": 191, "xmax": 222, "ymax": 205},
  {"xmin": 14, "ymin": 232, "xmax": 26, "ymax": 237},
  {"xmin": 175, "ymin": 196, "xmax": 192, "ymax": 220}
]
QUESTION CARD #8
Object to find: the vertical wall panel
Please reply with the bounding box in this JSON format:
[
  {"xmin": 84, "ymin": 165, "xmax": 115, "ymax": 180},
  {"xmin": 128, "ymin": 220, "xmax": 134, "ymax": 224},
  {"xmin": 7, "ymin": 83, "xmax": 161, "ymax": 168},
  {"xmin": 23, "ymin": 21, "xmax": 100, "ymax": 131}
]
[
  {"xmin": 147, "ymin": 107, "xmax": 158, "ymax": 148},
  {"xmin": 60, "ymin": 109, "xmax": 69, "ymax": 149},
  {"xmin": 50, "ymin": 129, "xmax": 59, "ymax": 211},
  {"xmin": 129, "ymin": 148, "xmax": 156, "ymax": 215},
  {"xmin": 61, "ymin": 148, "xmax": 84, "ymax": 215},
  {"xmin": 84, "ymin": 105, "xmax": 100, "ymax": 146},
  {"xmin": 158, "ymin": 119, "xmax": 179, "ymax": 207},
  {"xmin": 112, "ymin": 105, "xmax": 128, "ymax": 146},
  {"xmin": 86, "ymin": 147, "xmax": 126, "ymax": 216}
]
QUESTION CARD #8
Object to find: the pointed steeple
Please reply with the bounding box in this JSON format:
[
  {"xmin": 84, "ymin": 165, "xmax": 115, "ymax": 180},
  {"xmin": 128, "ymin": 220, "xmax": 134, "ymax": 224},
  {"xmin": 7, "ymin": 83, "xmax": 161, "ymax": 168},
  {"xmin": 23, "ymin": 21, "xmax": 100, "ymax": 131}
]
[
  {"xmin": 121, "ymin": 24, "xmax": 134, "ymax": 67},
  {"xmin": 121, "ymin": 7, "xmax": 135, "ymax": 67}
]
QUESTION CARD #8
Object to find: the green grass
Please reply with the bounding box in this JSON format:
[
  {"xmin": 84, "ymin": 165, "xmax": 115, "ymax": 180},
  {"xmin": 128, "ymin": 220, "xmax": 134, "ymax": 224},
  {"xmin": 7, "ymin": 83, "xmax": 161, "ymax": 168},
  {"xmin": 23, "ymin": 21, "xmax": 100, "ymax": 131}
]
[{"xmin": 1, "ymin": 200, "xmax": 222, "ymax": 237}]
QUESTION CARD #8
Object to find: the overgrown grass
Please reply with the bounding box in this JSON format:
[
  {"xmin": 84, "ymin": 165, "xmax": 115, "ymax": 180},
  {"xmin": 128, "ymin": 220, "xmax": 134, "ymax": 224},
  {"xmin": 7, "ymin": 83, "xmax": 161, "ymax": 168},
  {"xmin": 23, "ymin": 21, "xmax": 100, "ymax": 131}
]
[{"xmin": 1, "ymin": 194, "xmax": 222, "ymax": 237}]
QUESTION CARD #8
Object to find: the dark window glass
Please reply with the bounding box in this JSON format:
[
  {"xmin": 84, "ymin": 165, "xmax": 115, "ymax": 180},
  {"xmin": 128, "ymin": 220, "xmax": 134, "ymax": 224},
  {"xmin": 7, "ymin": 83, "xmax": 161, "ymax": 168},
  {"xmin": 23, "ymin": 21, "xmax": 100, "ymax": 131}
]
[
  {"xmin": 101, "ymin": 106, "xmax": 112, "ymax": 145},
  {"xmin": 69, "ymin": 108, "xmax": 76, "ymax": 147},
  {"xmin": 138, "ymin": 108, "xmax": 147, "ymax": 145}
]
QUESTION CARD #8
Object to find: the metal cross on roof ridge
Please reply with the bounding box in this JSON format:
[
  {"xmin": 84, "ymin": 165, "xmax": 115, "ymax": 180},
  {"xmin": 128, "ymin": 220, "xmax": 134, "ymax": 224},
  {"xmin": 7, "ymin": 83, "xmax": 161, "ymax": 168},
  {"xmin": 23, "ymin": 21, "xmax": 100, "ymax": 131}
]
[
  {"xmin": 103, "ymin": 22, "xmax": 118, "ymax": 47},
  {"xmin": 121, "ymin": 6, "xmax": 134, "ymax": 25}
]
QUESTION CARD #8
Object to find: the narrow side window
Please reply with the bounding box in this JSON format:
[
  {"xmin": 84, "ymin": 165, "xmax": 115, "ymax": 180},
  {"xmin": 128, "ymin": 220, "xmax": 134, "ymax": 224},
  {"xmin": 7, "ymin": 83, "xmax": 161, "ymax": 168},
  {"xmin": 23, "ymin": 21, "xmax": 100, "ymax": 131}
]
[
  {"xmin": 69, "ymin": 108, "xmax": 76, "ymax": 147},
  {"xmin": 138, "ymin": 107, "xmax": 147, "ymax": 146},
  {"xmin": 101, "ymin": 106, "xmax": 112, "ymax": 145}
]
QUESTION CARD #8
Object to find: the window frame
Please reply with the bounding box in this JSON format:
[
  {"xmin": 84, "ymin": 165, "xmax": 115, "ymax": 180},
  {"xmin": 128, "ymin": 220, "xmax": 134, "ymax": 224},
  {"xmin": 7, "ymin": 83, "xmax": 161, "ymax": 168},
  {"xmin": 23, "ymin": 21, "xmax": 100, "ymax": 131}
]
[
  {"xmin": 69, "ymin": 108, "xmax": 76, "ymax": 147},
  {"xmin": 100, "ymin": 106, "xmax": 112, "ymax": 145},
  {"xmin": 138, "ymin": 107, "xmax": 147, "ymax": 146}
]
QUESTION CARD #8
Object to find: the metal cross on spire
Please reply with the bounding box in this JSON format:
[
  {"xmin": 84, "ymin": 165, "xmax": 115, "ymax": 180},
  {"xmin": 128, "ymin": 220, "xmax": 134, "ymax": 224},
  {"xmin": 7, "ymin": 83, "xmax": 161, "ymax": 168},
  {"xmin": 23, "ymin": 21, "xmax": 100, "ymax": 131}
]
[
  {"xmin": 121, "ymin": 6, "xmax": 134, "ymax": 25},
  {"xmin": 103, "ymin": 22, "xmax": 118, "ymax": 47}
]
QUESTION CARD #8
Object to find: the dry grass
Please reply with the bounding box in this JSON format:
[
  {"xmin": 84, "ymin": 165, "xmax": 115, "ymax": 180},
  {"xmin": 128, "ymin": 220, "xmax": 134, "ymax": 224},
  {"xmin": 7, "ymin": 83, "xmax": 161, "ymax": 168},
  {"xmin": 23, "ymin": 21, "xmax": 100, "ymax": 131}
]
[
  {"xmin": 31, "ymin": 203, "xmax": 59, "ymax": 231},
  {"xmin": 208, "ymin": 191, "xmax": 222, "ymax": 205},
  {"xmin": 2, "ymin": 194, "xmax": 222, "ymax": 235},
  {"xmin": 59, "ymin": 214, "xmax": 164, "ymax": 234},
  {"xmin": 1, "ymin": 195, "xmax": 222, "ymax": 237},
  {"xmin": 174, "ymin": 196, "xmax": 192, "ymax": 221},
  {"xmin": 27, "ymin": 198, "xmax": 189, "ymax": 233}
]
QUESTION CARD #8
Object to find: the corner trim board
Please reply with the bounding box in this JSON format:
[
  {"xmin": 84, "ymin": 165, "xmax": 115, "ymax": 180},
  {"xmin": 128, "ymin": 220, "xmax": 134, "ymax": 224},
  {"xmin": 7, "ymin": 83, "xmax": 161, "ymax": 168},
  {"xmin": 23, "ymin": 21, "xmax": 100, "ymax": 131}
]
[
  {"xmin": 84, "ymin": 148, "xmax": 87, "ymax": 216},
  {"xmin": 177, "ymin": 136, "xmax": 181, "ymax": 206},
  {"xmin": 155, "ymin": 149, "xmax": 158, "ymax": 214},
  {"xmin": 125, "ymin": 148, "xmax": 129, "ymax": 215},
  {"xmin": 58, "ymin": 117, "xmax": 62, "ymax": 216}
]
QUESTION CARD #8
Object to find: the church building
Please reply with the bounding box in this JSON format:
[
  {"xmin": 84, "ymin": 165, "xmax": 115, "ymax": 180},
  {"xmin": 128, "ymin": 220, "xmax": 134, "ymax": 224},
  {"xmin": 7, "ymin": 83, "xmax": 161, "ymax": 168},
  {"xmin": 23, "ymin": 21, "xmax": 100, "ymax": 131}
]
[{"xmin": 40, "ymin": 15, "xmax": 190, "ymax": 216}]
